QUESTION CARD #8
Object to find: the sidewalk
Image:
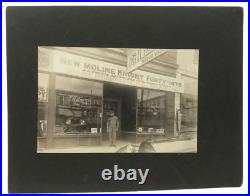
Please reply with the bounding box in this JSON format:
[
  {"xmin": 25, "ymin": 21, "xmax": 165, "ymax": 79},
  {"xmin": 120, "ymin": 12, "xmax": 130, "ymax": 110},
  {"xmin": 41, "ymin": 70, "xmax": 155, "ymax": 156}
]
[
  {"xmin": 38, "ymin": 137, "xmax": 197, "ymax": 153},
  {"xmin": 38, "ymin": 140, "xmax": 131, "ymax": 153}
]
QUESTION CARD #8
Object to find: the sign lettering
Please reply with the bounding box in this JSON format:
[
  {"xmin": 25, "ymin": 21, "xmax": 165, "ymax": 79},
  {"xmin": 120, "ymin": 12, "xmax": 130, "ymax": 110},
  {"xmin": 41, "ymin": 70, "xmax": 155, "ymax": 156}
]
[
  {"xmin": 127, "ymin": 49, "xmax": 168, "ymax": 72},
  {"xmin": 52, "ymin": 50, "xmax": 184, "ymax": 93}
]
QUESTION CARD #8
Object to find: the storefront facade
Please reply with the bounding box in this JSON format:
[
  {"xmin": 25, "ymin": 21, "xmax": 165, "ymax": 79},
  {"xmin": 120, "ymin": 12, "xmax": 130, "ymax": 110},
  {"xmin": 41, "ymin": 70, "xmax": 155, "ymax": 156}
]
[{"xmin": 38, "ymin": 47, "xmax": 185, "ymax": 149}]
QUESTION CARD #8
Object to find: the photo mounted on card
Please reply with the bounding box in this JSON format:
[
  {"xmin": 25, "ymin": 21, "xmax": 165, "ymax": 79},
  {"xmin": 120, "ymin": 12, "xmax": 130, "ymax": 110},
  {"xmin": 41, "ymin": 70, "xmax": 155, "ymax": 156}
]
[
  {"xmin": 7, "ymin": 6, "xmax": 243, "ymax": 193},
  {"xmin": 38, "ymin": 47, "xmax": 198, "ymax": 153}
]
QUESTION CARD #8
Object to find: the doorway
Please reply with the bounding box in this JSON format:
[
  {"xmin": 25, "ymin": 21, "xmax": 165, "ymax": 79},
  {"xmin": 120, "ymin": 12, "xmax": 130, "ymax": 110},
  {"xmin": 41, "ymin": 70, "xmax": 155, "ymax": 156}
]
[{"xmin": 102, "ymin": 83, "xmax": 137, "ymax": 140}]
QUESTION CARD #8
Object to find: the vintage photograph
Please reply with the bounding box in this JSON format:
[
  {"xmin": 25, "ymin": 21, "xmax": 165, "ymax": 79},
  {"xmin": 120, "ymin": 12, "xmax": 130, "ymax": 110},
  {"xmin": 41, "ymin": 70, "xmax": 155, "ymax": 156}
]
[{"xmin": 37, "ymin": 47, "xmax": 198, "ymax": 153}]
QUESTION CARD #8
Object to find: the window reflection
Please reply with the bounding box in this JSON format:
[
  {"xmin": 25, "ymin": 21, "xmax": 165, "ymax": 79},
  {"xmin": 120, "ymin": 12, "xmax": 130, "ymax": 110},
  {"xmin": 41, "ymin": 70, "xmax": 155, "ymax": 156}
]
[
  {"xmin": 137, "ymin": 89, "xmax": 166, "ymax": 134},
  {"xmin": 55, "ymin": 76, "xmax": 103, "ymax": 135}
]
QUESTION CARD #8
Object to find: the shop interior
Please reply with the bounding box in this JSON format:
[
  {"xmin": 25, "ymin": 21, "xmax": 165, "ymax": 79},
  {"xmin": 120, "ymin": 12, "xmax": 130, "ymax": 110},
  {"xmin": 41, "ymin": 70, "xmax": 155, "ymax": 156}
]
[{"xmin": 38, "ymin": 75, "xmax": 170, "ymax": 145}]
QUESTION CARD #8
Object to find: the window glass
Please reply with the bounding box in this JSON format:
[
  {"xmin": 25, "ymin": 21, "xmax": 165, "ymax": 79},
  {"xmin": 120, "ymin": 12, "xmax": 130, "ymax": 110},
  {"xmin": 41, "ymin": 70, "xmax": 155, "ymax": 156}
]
[
  {"xmin": 55, "ymin": 76, "xmax": 103, "ymax": 135},
  {"xmin": 38, "ymin": 73, "xmax": 49, "ymax": 137},
  {"xmin": 180, "ymin": 95, "xmax": 198, "ymax": 132},
  {"xmin": 137, "ymin": 89, "xmax": 166, "ymax": 134}
]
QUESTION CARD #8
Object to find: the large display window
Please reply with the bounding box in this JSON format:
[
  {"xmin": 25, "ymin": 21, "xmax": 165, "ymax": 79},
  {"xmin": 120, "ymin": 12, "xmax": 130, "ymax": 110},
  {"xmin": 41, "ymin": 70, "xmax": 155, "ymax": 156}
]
[
  {"xmin": 180, "ymin": 95, "xmax": 198, "ymax": 132},
  {"xmin": 137, "ymin": 89, "xmax": 166, "ymax": 134},
  {"xmin": 55, "ymin": 76, "xmax": 103, "ymax": 135},
  {"xmin": 38, "ymin": 73, "xmax": 49, "ymax": 137}
]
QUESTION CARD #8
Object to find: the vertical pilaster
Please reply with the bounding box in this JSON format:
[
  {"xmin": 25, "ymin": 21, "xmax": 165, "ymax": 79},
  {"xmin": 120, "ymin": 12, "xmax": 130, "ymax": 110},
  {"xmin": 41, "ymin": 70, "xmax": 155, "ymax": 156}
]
[
  {"xmin": 174, "ymin": 92, "xmax": 181, "ymax": 136},
  {"xmin": 165, "ymin": 72, "xmax": 182, "ymax": 137},
  {"xmin": 46, "ymin": 72, "xmax": 56, "ymax": 148},
  {"xmin": 174, "ymin": 72, "xmax": 182, "ymax": 136}
]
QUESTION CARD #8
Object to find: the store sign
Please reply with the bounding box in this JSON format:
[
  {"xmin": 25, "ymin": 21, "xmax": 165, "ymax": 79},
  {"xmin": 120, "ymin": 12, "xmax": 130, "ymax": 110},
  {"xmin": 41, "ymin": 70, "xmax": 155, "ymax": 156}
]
[
  {"xmin": 57, "ymin": 92, "xmax": 102, "ymax": 108},
  {"xmin": 53, "ymin": 50, "xmax": 184, "ymax": 93},
  {"xmin": 127, "ymin": 49, "xmax": 168, "ymax": 72}
]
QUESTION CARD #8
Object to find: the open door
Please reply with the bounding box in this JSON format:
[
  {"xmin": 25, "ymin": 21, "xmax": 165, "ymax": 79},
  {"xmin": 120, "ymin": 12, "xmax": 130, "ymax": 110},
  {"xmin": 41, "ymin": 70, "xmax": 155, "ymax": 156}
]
[{"xmin": 102, "ymin": 83, "xmax": 136, "ymax": 141}]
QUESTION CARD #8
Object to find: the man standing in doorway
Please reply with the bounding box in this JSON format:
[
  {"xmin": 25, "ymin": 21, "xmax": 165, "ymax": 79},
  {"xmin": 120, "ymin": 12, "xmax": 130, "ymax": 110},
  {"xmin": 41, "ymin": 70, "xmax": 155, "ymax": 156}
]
[{"xmin": 107, "ymin": 111, "xmax": 119, "ymax": 147}]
